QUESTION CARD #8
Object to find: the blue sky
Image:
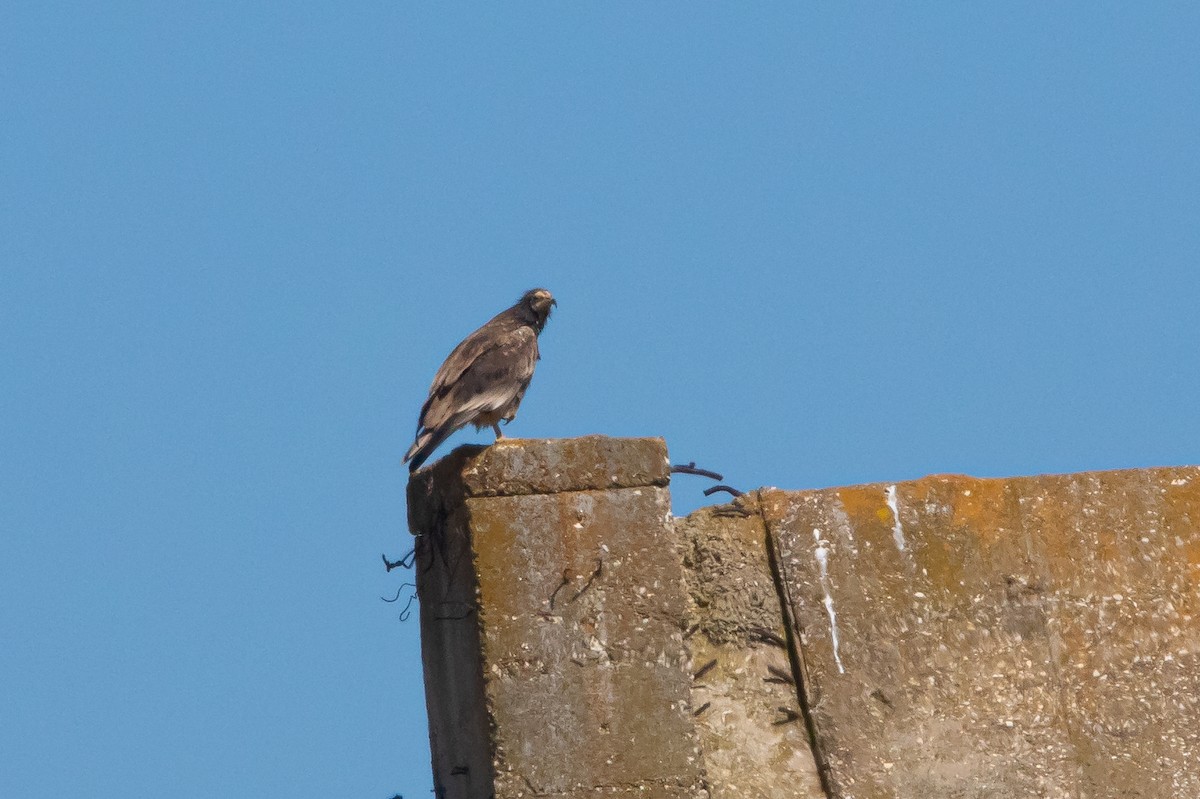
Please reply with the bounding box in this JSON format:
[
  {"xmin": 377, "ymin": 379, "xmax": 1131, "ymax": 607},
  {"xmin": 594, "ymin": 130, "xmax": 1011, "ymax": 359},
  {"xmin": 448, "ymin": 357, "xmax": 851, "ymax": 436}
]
[{"xmin": 2, "ymin": 4, "xmax": 1198, "ymax": 797}]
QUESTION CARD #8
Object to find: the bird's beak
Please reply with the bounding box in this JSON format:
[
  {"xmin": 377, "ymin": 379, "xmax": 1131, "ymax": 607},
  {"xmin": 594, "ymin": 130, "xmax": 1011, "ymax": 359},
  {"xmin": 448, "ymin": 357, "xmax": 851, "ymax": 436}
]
[{"xmin": 551, "ymin": 299, "xmax": 558, "ymax": 307}]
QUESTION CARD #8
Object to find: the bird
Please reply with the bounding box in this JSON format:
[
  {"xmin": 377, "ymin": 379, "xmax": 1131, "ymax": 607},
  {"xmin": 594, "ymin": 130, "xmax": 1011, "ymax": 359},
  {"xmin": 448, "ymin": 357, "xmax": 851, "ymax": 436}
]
[{"xmin": 404, "ymin": 288, "xmax": 556, "ymax": 472}]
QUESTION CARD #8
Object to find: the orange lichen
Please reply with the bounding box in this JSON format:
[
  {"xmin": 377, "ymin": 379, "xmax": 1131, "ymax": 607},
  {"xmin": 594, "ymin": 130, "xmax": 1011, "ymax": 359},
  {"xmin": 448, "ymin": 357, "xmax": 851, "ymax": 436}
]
[
  {"xmin": 947, "ymin": 478, "xmax": 1010, "ymax": 547},
  {"xmin": 837, "ymin": 485, "xmax": 893, "ymax": 535}
]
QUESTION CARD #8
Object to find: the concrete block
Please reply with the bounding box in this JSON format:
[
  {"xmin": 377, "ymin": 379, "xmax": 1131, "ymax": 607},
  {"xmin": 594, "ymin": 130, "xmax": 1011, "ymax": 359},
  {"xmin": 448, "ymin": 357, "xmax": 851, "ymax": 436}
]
[
  {"xmin": 762, "ymin": 467, "xmax": 1200, "ymax": 799},
  {"xmin": 410, "ymin": 437, "xmax": 706, "ymax": 799}
]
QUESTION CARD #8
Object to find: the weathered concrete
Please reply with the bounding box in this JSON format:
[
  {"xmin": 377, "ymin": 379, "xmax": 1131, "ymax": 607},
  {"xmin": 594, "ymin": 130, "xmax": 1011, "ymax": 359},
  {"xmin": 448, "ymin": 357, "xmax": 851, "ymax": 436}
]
[
  {"xmin": 412, "ymin": 435, "xmax": 672, "ymax": 502},
  {"xmin": 409, "ymin": 437, "xmax": 706, "ymax": 799},
  {"xmin": 410, "ymin": 436, "xmax": 1200, "ymax": 799},
  {"xmin": 410, "ymin": 475, "xmax": 495, "ymax": 798},
  {"xmin": 679, "ymin": 497, "xmax": 826, "ymax": 799},
  {"xmin": 762, "ymin": 467, "xmax": 1200, "ymax": 799}
]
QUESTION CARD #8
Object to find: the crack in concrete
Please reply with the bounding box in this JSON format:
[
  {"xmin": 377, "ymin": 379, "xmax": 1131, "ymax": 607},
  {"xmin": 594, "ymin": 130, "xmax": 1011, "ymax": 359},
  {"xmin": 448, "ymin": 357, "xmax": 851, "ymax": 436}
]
[{"xmin": 754, "ymin": 489, "xmax": 838, "ymax": 799}]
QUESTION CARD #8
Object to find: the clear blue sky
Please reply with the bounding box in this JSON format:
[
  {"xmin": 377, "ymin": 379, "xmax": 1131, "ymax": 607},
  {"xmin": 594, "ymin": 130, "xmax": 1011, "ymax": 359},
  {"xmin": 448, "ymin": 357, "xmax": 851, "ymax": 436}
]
[{"xmin": 3, "ymin": 4, "xmax": 1198, "ymax": 797}]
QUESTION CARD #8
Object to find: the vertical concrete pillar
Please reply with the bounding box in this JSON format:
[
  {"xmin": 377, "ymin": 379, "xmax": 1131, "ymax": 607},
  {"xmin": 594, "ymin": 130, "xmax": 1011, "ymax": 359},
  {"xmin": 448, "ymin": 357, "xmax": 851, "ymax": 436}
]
[{"xmin": 408, "ymin": 436, "xmax": 708, "ymax": 799}]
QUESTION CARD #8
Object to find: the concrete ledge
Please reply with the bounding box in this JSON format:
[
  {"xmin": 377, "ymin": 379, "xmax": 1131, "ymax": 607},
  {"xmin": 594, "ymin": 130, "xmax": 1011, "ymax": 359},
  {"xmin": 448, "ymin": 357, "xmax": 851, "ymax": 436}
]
[{"xmin": 408, "ymin": 436, "xmax": 671, "ymax": 533}]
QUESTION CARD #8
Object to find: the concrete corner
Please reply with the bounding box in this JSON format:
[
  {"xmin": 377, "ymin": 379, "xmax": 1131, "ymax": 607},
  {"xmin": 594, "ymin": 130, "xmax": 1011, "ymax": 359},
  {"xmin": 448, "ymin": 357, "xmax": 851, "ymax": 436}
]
[{"xmin": 409, "ymin": 437, "xmax": 706, "ymax": 799}]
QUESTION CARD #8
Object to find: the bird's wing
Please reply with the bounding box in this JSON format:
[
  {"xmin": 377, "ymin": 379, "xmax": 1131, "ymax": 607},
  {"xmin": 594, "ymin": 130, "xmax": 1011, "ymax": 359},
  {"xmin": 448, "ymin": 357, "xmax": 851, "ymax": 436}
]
[
  {"xmin": 417, "ymin": 325, "xmax": 538, "ymax": 434},
  {"xmin": 425, "ymin": 321, "xmax": 499, "ymax": 403}
]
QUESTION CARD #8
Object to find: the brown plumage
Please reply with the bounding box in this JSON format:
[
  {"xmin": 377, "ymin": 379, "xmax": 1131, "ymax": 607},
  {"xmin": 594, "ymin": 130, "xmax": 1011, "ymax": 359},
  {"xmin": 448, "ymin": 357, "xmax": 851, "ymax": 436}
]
[{"xmin": 404, "ymin": 288, "xmax": 556, "ymax": 472}]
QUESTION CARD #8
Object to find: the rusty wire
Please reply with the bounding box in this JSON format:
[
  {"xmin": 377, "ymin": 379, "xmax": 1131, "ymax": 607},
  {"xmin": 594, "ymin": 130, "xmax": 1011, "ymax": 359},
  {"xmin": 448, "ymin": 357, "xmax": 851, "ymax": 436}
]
[
  {"xmin": 670, "ymin": 462, "xmax": 724, "ymax": 481},
  {"xmin": 672, "ymin": 461, "xmax": 744, "ymax": 498}
]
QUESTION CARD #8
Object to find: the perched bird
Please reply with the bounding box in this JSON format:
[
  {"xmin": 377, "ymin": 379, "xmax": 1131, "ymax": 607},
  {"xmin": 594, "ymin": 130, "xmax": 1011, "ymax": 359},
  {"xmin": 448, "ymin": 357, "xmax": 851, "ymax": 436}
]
[{"xmin": 404, "ymin": 288, "xmax": 556, "ymax": 472}]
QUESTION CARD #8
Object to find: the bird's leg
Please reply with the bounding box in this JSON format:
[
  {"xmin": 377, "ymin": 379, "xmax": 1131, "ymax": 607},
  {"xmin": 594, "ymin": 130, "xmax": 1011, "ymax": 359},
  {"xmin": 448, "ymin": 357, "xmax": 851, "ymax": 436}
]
[{"xmin": 492, "ymin": 423, "xmax": 505, "ymax": 440}]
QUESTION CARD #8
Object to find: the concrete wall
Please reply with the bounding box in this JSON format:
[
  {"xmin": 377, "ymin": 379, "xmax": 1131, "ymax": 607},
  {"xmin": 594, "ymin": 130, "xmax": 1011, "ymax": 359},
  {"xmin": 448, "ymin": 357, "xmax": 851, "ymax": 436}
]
[{"xmin": 408, "ymin": 437, "xmax": 1200, "ymax": 799}]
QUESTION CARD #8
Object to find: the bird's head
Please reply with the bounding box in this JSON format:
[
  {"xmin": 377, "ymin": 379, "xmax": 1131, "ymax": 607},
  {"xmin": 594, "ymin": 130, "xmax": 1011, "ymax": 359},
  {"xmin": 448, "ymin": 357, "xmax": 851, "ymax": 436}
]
[{"xmin": 518, "ymin": 288, "xmax": 556, "ymax": 331}]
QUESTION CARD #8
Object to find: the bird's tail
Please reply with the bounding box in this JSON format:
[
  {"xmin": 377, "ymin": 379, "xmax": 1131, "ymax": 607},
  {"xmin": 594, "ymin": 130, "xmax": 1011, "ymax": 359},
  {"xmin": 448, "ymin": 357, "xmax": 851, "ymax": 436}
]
[{"xmin": 404, "ymin": 426, "xmax": 454, "ymax": 473}]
